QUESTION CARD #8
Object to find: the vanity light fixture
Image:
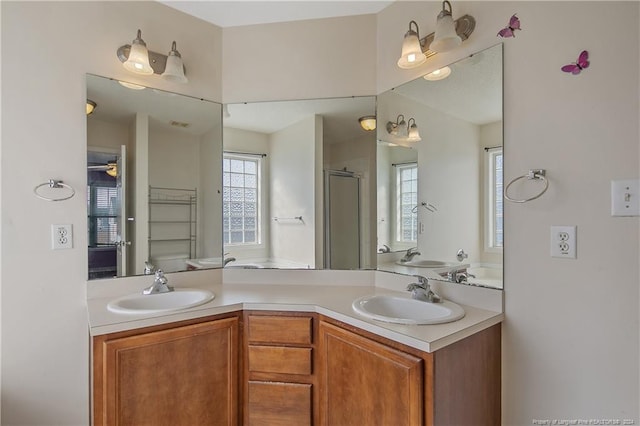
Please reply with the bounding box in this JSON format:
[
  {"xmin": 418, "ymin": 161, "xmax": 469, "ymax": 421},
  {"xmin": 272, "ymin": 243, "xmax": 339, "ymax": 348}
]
[
  {"xmin": 431, "ymin": 1, "xmax": 462, "ymax": 53},
  {"xmin": 161, "ymin": 41, "xmax": 188, "ymax": 83},
  {"xmin": 117, "ymin": 30, "xmax": 188, "ymax": 83},
  {"xmin": 86, "ymin": 100, "xmax": 97, "ymax": 115},
  {"xmin": 387, "ymin": 115, "xmax": 421, "ymax": 142},
  {"xmin": 386, "ymin": 115, "xmax": 408, "ymax": 138},
  {"xmin": 407, "ymin": 118, "xmax": 422, "ymax": 142},
  {"xmin": 397, "ymin": 21, "xmax": 427, "ymax": 69},
  {"xmin": 359, "ymin": 115, "xmax": 377, "ymax": 131},
  {"xmin": 121, "ymin": 30, "xmax": 154, "ymax": 75},
  {"xmin": 396, "ymin": 4, "xmax": 475, "ymax": 69},
  {"xmin": 424, "ymin": 66, "xmax": 452, "ymax": 81}
]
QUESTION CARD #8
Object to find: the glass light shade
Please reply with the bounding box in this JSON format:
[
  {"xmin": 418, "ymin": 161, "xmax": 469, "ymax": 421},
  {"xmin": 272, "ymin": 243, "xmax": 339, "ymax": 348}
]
[
  {"xmin": 424, "ymin": 66, "xmax": 452, "ymax": 81},
  {"xmin": 395, "ymin": 117, "xmax": 408, "ymax": 138},
  {"xmin": 359, "ymin": 116, "xmax": 377, "ymax": 131},
  {"xmin": 407, "ymin": 123, "xmax": 422, "ymax": 142},
  {"xmin": 118, "ymin": 81, "xmax": 146, "ymax": 90},
  {"xmin": 106, "ymin": 164, "xmax": 118, "ymax": 177},
  {"xmin": 86, "ymin": 100, "xmax": 96, "ymax": 115},
  {"xmin": 397, "ymin": 30, "xmax": 426, "ymax": 69},
  {"xmin": 161, "ymin": 42, "xmax": 188, "ymax": 83},
  {"xmin": 431, "ymin": 12, "xmax": 462, "ymax": 53},
  {"xmin": 123, "ymin": 38, "xmax": 154, "ymax": 75}
]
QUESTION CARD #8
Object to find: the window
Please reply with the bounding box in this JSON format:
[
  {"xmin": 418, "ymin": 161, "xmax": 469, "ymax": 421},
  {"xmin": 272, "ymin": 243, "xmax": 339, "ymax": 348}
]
[
  {"xmin": 486, "ymin": 148, "xmax": 503, "ymax": 250},
  {"xmin": 87, "ymin": 185, "xmax": 119, "ymax": 246},
  {"xmin": 396, "ymin": 163, "xmax": 418, "ymax": 243},
  {"xmin": 223, "ymin": 154, "xmax": 261, "ymax": 245}
]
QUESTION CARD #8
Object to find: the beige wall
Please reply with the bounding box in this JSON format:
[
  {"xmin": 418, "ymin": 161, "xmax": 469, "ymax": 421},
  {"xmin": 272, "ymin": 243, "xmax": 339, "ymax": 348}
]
[
  {"xmin": 222, "ymin": 14, "xmax": 377, "ymax": 102},
  {"xmin": 1, "ymin": 2, "xmax": 222, "ymax": 423},
  {"xmin": 269, "ymin": 116, "xmax": 319, "ymax": 267},
  {"xmin": 1, "ymin": 1, "xmax": 638, "ymax": 424},
  {"xmin": 378, "ymin": 1, "xmax": 639, "ymax": 423}
]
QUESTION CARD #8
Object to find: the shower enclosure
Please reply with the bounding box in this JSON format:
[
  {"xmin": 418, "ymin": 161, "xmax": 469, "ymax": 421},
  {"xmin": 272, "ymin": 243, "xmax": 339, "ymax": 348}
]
[{"xmin": 324, "ymin": 169, "xmax": 361, "ymax": 269}]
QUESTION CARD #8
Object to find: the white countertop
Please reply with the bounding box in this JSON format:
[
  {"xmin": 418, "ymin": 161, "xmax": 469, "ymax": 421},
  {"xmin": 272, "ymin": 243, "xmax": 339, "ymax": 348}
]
[{"xmin": 87, "ymin": 276, "xmax": 503, "ymax": 352}]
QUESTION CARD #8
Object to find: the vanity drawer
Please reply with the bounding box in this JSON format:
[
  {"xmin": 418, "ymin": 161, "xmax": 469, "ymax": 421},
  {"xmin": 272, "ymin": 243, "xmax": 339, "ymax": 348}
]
[
  {"xmin": 248, "ymin": 345, "xmax": 312, "ymax": 375},
  {"xmin": 248, "ymin": 381, "xmax": 312, "ymax": 426},
  {"xmin": 247, "ymin": 315, "xmax": 313, "ymax": 345}
]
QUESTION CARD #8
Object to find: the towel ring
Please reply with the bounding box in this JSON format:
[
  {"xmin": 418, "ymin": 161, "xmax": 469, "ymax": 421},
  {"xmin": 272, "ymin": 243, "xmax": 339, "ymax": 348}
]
[
  {"xmin": 33, "ymin": 179, "xmax": 76, "ymax": 202},
  {"xmin": 504, "ymin": 169, "xmax": 548, "ymax": 203}
]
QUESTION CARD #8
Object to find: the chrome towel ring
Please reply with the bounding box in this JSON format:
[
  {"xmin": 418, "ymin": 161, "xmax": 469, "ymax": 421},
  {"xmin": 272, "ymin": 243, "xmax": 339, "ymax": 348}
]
[
  {"xmin": 33, "ymin": 179, "xmax": 76, "ymax": 202},
  {"xmin": 504, "ymin": 169, "xmax": 548, "ymax": 203}
]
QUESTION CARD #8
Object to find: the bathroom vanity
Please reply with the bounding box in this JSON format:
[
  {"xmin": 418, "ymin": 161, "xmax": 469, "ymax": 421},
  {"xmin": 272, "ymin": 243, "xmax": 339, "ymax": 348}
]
[{"xmin": 89, "ymin": 275, "xmax": 502, "ymax": 425}]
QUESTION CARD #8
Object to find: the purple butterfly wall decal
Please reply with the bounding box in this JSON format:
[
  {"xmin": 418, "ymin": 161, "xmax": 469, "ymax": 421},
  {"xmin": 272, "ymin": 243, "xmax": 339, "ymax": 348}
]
[
  {"xmin": 497, "ymin": 14, "xmax": 521, "ymax": 38},
  {"xmin": 561, "ymin": 50, "xmax": 590, "ymax": 75}
]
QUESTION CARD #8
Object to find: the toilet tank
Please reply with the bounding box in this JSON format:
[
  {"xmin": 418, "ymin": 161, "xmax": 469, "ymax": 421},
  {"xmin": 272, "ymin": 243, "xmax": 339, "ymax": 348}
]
[{"xmin": 151, "ymin": 254, "xmax": 189, "ymax": 273}]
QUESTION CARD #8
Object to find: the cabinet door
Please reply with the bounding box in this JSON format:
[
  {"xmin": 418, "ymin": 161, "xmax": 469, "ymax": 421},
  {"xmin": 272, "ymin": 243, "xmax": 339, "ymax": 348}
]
[
  {"xmin": 247, "ymin": 381, "xmax": 312, "ymax": 426},
  {"xmin": 95, "ymin": 317, "xmax": 238, "ymax": 426},
  {"xmin": 318, "ymin": 321, "xmax": 424, "ymax": 426}
]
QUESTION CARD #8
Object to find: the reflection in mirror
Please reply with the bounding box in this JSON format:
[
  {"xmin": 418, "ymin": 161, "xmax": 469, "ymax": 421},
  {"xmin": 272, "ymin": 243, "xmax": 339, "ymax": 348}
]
[
  {"xmin": 203, "ymin": 97, "xmax": 376, "ymax": 270},
  {"xmin": 86, "ymin": 75, "xmax": 222, "ymax": 279},
  {"xmin": 376, "ymin": 44, "xmax": 503, "ymax": 289}
]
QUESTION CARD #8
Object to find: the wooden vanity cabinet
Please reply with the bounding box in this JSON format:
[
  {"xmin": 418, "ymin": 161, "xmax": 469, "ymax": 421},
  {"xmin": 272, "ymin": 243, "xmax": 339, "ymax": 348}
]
[
  {"xmin": 242, "ymin": 312, "xmax": 318, "ymax": 426},
  {"xmin": 92, "ymin": 309, "xmax": 500, "ymax": 426},
  {"xmin": 92, "ymin": 313, "xmax": 239, "ymax": 426},
  {"xmin": 318, "ymin": 317, "xmax": 501, "ymax": 426}
]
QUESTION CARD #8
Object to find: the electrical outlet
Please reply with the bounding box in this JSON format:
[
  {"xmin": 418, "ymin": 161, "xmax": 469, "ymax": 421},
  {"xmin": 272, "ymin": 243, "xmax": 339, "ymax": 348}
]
[
  {"xmin": 550, "ymin": 225, "xmax": 576, "ymax": 259},
  {"xmin": 51, "ymin": 224, "xmax": 73, "ymax": 250}
]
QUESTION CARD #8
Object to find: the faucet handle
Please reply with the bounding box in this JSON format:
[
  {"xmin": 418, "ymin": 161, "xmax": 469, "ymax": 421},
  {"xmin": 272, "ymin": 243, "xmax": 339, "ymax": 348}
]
[
  {"xmin": 154, "ymin": 269, "xmax": 167, "ymax": 283},
  {"xmin": 412, "ymin": 275, "xmax": 429, "ymax": 287},
  {"xmin": 456, "ymin": 249, "xmax": 468, "ymax": 262}
]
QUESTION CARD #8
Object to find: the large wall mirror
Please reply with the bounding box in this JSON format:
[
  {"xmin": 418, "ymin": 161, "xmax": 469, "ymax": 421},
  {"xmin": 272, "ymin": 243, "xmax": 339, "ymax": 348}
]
[
  {"xmin": 376, "ymin": 44, "xmax": 503, "ymax": 289},
  {"xmin": 199, "ymin": 96, "xmax": 377, "ymax": 270},
  {"xmin": 86, "ymin": 74, "xmax": 222, "ymax": 279}
]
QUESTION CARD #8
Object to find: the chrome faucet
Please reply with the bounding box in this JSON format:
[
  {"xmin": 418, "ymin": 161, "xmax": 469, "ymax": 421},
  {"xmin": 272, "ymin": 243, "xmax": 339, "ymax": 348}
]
[
  {"xmin": 143, "ymin": 261, "xmax": 155, "ymax": 275},
  {"xmin": 223, "ymin": 253, "xmax": 236, "ymax": 266},
  {"xmin": 142, "ymin": 270, "xmax": 174, "ymax": 295},
  {"xmin": 446, "ymin": 267, "xmax": 476, "ymax": 284},
  {"xmin": 378, "ymin": 244, "xmax": 391, "ymax": 253},
  {"xmin": 400, "ymin": 247, "xmax": 421, "ymax": 263},
  {"xmin": 406, "ymin": 275, "xmax": 441, "ymax": 303}
]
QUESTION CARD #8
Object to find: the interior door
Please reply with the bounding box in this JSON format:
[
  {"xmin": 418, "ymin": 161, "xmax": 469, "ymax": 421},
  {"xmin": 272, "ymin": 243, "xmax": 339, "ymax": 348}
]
[{"xmin": 116, "ymin": 145, "xmax": 128, "ymax": 276}]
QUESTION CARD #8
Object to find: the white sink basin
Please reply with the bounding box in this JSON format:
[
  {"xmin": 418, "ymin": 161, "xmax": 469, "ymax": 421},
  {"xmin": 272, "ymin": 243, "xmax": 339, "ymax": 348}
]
[
  {"xmin": 225, "ymin": 263, "xmax": 263, "ymax": 269},
  {"xmin": 198, "ymin": 258, "xmax": 222, "ymax": 266},
  {"xmin": 107, "ymin": 288, "xmax": 215, "ymax": 315},
  {"xmin": 352, "ymin": 294, "xmax": 465, "ymax": 325},
  {"xmin": 396, "ymin": 260, "xmax": 454, "ymax": 268}
]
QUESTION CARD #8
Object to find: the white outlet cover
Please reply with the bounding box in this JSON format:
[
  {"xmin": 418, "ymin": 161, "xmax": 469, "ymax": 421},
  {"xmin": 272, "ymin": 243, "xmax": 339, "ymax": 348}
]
[
  {"xmin": 611, "ymin": 179, "xmax": 640, "ymax": 216},
  {"xmin": 551, "ymin": 225, "xmax": 576, "ymax": 259},
  {"xmin": 51, "ymin": 224, "xmax": 73, "ymax": 250}
]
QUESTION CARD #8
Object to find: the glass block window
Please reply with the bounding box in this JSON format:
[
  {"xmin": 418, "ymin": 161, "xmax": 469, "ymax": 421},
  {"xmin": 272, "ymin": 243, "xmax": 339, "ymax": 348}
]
[
  {"xmin": 396, "ymin": 163, "xmax": 418, "ymax": 243},
  {"xmin": 223, "ymin": 154, "xmax": 261, "ymax": 245},
  {"xmin": 487, "ymin": 148, "xmax": 503, "ymax": 249}
]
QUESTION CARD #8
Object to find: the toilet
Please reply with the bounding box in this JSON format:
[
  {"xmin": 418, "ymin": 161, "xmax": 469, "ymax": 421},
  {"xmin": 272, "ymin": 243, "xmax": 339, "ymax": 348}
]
[{"xmin": 151, "ymin": 253, "xmax": 189, "ymax": 273}]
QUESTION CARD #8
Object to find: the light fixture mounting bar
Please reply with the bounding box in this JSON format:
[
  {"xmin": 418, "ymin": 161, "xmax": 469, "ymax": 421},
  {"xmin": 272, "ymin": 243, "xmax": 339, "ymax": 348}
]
[
  {"xmin": 117, "ymin": 45, "xmax": 185, "ymax": 76},
  {"xmin": 419, "ymin": 14, "xmax": 475, "ymax": 58}
]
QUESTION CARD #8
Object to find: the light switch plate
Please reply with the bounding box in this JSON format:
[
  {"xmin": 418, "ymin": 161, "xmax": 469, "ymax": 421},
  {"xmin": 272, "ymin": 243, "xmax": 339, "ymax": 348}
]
[{"xmin": 611, "ymin": 179, "xmax": 640, "ymax": 216}]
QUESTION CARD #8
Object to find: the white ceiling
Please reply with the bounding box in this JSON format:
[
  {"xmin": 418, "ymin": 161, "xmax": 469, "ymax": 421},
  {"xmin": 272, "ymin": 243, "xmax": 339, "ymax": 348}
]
[
  {"xmin": 160, "ymin": 1, "xmax": 393, "ymax": 28},
  {"xmin": 393, "ymin": 45, "xmax": 502, "ymax": 125}
]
